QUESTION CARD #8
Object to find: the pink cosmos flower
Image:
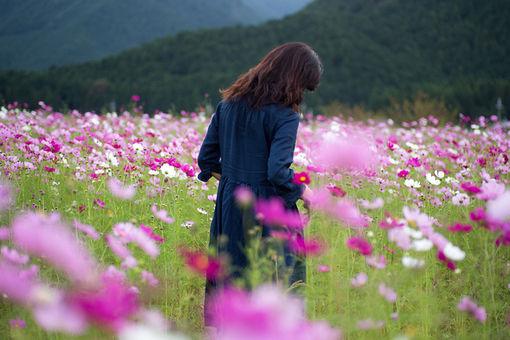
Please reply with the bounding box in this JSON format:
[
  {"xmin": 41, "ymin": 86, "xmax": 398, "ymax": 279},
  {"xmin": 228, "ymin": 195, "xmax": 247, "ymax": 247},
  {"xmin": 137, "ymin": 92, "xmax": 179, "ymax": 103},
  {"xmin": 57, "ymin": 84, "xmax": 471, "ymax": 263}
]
[
  {"xmin": 293, "ymin": 171, "xmax": 311, "ymax": 185},
  {"xmin": 308, "ymin": 188, "xmax": 367, "ymax": 228},
  {"xmin": 487, "ymin": 191, "xmax": 510, "ymax": 223},
  {"xmin": 151, "ymin": 204, "xmax": 175, "ymax": 224},
  {"xmin": 346, "ymin": 236, "xmax": 373, "ymax": 256},
  {"xmin": 379, "ymin": 212, "xmax": 404, "ymax": 229},
  {"xmin": 315, "ymin": 137, "xmax": 376, "ymax": 172},
  {"xmin": 254, "ymin": 197, "xmax": 306, "ymax": 230},
  {"xmin": 1, "ymin": 246, "xmax": 29, "ymax": 265},
  {"xmin": 73, "ymin": 219, "xmax": 100, "ymax": 240},
  {"xmin": 234, "ymin": 185, "xmax": 255, "ymax": 207},
  {"xmin": 141, "ymin": 270, "xmax": 159, "ymax": 287},
  {"xmin": 448, "ymin": 223, "xmax": 473, "ymax": 233},
  {"xmin": 12, "ymin": 212, "xmax": 97, "ymax": 283},
  {"xmin": 207, "ymin": 284, "xmax": 341, "ymax": 340},
  {"xmin": 0, "ymin": 260, "xmax": 37, "ymax": 303},
  {"xmin": 131, "ymin": 95, "xmax": 141, "ymax": 102},
  {"xmin": 106, "ymin": 234, "xmax": 132, "ymax": 259},
  {"xmin": 113, "ymin": 223, "xmax": 159, "ymax": 258},
  {"xmin": 317, "ymin": 264, "xmax": 330, "ymax": 273},
  {"xmin": 457, "ymin": 296, "xmax": 487, "ymax": 323},
  {"xmin": 476, "ymin": 180, "xmax": 505, "ymax": 200},
  {"xmin": 360, "ymin": 197, "xmax": 384, "ymax": 210},
  {"xmin": 378, "ymin": 283, "xmax": 397, "ymax": 303},
  {"xmin": 179, "ymin": 248, "xmax": 225, "ymax": 281},
  {"xmin": 388, "ymin": 227, "xmax": 412, "ymax": 250},
  {"xmin": 107, "ymin": 177, "xmax": 136, "ymax": 200},
  {"xmin": 365, "ymin": 254, "xmax": 387, "ymax": 269},
  {"xmin": 351, "ymin": 272, "xmax": 368, "ymax": 288}
]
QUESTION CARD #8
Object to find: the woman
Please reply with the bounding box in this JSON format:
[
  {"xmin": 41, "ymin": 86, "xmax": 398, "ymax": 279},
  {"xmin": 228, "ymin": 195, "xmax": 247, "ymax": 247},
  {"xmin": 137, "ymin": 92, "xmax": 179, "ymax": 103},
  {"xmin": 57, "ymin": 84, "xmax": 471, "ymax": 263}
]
[{"xmin": 197, "ymin": 42, "xmax": 322, "ymax": 324}]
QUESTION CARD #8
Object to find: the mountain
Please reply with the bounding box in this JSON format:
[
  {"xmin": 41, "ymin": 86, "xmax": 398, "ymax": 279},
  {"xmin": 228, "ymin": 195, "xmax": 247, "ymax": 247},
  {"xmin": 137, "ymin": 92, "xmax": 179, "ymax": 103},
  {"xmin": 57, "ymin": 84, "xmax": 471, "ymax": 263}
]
[
  {"xmin": 0, "ymin": 0, "xmax": 311, "ymax": 70},
  {"xmin": 241, "ymin": 0, "xmax": 312, "ymax": 19},
  {"xmin": 0, "ymin": 0, "xmax": 509, "ymax": 115}
]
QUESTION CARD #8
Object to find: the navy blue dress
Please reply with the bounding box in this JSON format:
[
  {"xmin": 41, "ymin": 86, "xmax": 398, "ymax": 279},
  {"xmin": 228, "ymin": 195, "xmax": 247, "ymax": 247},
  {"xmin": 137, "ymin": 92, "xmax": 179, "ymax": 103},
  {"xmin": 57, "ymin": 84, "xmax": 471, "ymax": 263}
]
[{"xmin": 197, "ymin": 98, "xmax": 306, "ymax": 322}]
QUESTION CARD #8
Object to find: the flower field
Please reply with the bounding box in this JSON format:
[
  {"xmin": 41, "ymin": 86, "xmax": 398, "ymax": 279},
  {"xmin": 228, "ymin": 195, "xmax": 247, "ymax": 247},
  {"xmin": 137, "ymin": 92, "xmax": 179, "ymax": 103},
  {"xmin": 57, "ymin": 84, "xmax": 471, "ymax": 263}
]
[{"xmin": 0, "ymin": 102, "xmax": 509, "ymax": 339}]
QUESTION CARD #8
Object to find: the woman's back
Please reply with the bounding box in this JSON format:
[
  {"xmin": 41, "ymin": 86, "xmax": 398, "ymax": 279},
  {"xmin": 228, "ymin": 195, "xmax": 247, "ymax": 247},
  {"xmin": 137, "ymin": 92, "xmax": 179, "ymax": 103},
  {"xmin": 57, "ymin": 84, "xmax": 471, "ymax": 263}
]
[{"xmin": 217, "ymin": 98, "xmax": 296, "ymax": 185}]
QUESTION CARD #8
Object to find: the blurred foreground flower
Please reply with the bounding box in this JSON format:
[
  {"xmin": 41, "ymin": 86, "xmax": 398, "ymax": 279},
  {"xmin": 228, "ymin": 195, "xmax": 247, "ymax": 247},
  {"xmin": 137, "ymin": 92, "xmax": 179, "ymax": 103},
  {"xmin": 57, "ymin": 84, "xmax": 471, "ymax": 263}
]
[{"xmin": 207, "ymin": 284, "xmax": 341, "ymax": 340}]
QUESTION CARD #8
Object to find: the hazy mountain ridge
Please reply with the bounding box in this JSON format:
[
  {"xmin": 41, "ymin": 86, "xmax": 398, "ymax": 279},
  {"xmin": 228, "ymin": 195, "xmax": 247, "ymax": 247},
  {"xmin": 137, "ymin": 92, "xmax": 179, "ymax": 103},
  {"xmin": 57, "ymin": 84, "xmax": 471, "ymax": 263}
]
[{"xmin": 0, "ymin": 0, "xmax": 311, "ymax": 69}]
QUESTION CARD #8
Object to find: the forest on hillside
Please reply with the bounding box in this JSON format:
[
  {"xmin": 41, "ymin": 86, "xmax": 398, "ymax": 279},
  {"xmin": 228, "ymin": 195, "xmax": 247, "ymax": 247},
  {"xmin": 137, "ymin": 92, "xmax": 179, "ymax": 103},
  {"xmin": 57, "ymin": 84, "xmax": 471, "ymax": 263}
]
[{"xmin": 0, "ymin": 0, "xmax": 509, "ymax": 116}]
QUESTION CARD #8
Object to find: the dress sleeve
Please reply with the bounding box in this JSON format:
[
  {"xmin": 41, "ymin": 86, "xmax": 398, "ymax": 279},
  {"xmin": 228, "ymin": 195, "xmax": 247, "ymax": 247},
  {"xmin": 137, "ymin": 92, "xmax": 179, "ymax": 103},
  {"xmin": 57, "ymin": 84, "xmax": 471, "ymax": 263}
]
[
  {"xmin": 197, "ymin": 102, "xmax": 222, "ymax": 182},
  {"xmin": 267, "ymin": 110, "xmax": 305, "ymax": 207}
]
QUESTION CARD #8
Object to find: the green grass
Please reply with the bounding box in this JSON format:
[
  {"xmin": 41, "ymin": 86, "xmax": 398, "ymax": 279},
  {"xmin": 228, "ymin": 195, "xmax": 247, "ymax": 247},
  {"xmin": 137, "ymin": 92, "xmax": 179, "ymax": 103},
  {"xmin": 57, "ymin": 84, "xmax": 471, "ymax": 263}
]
[{"xmin": 1, "ymin": 167, "xmax": 509, "ymax": 339}]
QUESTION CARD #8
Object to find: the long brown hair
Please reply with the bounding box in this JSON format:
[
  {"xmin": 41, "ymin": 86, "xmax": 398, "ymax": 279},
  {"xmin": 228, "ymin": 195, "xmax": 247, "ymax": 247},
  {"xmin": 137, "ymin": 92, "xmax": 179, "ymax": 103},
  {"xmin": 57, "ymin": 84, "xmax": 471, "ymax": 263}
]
[{"xmin": 220, "ymin": 42, "xmax": 323, "ymax": 112}]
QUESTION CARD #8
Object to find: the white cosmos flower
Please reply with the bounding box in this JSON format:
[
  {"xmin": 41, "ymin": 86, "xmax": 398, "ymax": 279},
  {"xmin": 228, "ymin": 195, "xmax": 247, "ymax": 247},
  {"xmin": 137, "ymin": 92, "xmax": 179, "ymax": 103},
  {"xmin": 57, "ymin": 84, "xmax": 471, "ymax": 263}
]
[
  {"xmin": 404, "ymin": 179, "xmax": 421, "ymax": 188},
  {"xmin": 434, "ymin": 170, "xmax": 445, "ymax": 179},
  {"xmin": 160, "ymin": 163, "xmax": 177, "ymax": 178},
  {"xmin": 426, "ymin": 173, "xmax": 441, "ymax": 186},
  {"xmin": 403, "ymin": 226, "xmax": 423, "ymax": 239},
  {"xmin": 411, "ymin": 239, "xmax": 433, "ymax": 251},
  {"xmin": 402, "ymin": 255, "xmax": 425, "ymax": 268},
  {"xmin": 132, "ymin": 143, "xmax": 144, "ymax": 153},
  {"xmin": 148, "ymin": 170, "xmax": 159, "ymax": 176},
  {"xmin": 443, "ymin": 243, "xmax": 465, "ymax": 261}
]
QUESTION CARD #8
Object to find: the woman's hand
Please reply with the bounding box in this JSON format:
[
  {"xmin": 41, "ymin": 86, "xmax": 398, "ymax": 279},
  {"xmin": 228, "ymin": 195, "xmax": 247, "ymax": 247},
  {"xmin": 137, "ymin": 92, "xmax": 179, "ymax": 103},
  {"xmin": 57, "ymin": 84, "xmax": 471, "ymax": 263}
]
[{"xmin": 212, "ymin": 172, "xmax": 221, "ymax": 181}]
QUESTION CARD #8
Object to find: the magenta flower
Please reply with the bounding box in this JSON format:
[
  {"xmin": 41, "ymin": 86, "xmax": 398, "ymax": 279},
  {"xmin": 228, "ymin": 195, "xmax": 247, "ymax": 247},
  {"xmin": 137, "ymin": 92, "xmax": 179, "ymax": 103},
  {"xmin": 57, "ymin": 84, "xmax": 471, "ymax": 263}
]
[
  {"xmin": 326, "ymin": 183, "xmax": 346, "ymax": 197},
  {"xmin": 113, "ymin": 222, "xmax": 159, "ymax": 258},
  {"xmin": 448, "ymin": 223, "xmax": 473, "ymax": 233},
  {"xmin": 397, "ymin": 169, "xmax": 410, "ymax": 178},
  {"xmin": 140, "ymin": 224, "xmax": 164, "ymax": 243},
  {"xmin": 151, "ymin": 204, "xmax": 175, "ymax": 224},
  {"xmin": 288, "ymin": 234, "xmax": 323, "ymax": 256},
  {"xmin": 470, "ymin": 207, "xmax": 486, "ymax": 222},
  {"xmin": 293, "ymin": 171, "xmax": 311, "ymax": 185},
  {"xmin": 12, "ymin": 212, "xmax": 97, "ymax": 283},
  {"xmin": 406, "ymin": 157, "xmax": 421, "ymax": 167},
  {"xmin": 9, "ymin": 318, "xmax": 26, "ymax": 329},
  {"xmin": 254, "ymin": 197, "xmax": 306, "ymax": 230},
  {"xmin": 107, "ymin": 177, "xmax": 136, "ymax": 200},
  {"xmin": 94, "ymin": 198, "xmax": 105, "ymax": 208},
  {"xmin": 437, "ymin": 251, "xmax": 456, "ymax": 271},
  {"xmin": 71, "ymin": 276, "xmax": 140, "ymax": 331},
  {"xmin": 43, "ymin": 166, "xmax": 56, "ymax": 173},
  {"xmin": 460, "ymin": 181, "xmax": 482, "ymax": 194},
  {"xmin": 131, "ymin": 94, "xmax": 141, "ymax": 102},
  {"xmin": 457, "ymin": 296, "xmax": 487, "ymax": 323},
  {"xmin": 346, "ymin": 236, "xmax": 373, "ymax": 256}
]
